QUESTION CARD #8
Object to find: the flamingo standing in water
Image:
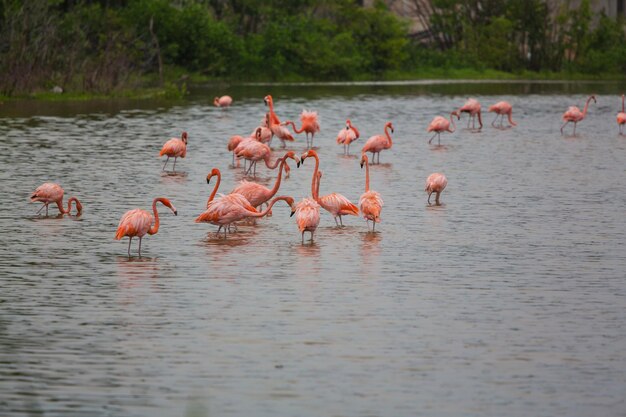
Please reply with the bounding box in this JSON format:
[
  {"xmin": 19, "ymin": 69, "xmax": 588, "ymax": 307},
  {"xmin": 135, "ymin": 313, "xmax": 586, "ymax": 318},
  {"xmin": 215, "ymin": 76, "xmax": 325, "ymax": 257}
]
[
  {"xmin": 253, "ymin": 113, "xmax": 273, "ymax": 144},
  {"xmin": 228, "ymin": 127, "xmax": 265, "ymax": 168},
  {"xmin": 115, "ymin": 197, "xmax": 177, "ymax": 257},
  {"xmin": 361, "ymin": 121, "xmax": 394, "ymax": 164},
  {"xmin": 30, "ymin": 183, "xmax": 83, "ymax": 216},
  {"xmin": 284, "ymin": 110, "xmax": 320, "ymax": 148},
  {"xmin": 488, "ymin": 101, "xmax": 517, "ymax": 128},
  {"xmin": 293, "ymin": 198, "xmax": 321, "ymax": 244},
  {"xmin": 264, "ymin": 95, "xmax": 294, "ymax": 147},
  {"xmin": 159, "ymin": 131, "xmax": 188, "ymax": 172},
  {"xmin": 359, "ymin": 154, "xmax": 383, "ymax": 231},
  {"xmin": 427, "ymin": 111, "xmax": 460, "ymax": 145},
  {"xmin": 425, "ymin": 173, "xmax": 448, "ymax": 205},
  {"xmin": 458, "ymin": 98, "xmax": 483, "ymax": 130},
  {"xmin": 561, "ymin": 95, "xmax": 596, "ymax": 135},
  {"xmin": 336, "ymin": 119, "xmax": 360, "ymax": 155},
  {"xmin": 214, "ymin": 95, "xmax": 233, "ymax": 107},
  {"xmin": 617, "ymin": 95, "xmax": 626, "ymax": 135},
  {"xmin": 205, "ymin": 168, "xmax": 255, "ymax": 234},
  {"xmin": 235, "ymin": 138, "xmax": 289, "ymax": 176}
]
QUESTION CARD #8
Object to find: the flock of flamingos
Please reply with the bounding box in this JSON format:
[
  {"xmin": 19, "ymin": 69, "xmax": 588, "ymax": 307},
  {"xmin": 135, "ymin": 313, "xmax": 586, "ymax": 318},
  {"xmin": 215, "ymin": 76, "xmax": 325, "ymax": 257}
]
[{"xmin": 29, "ymin": 93, "xmax": 625, "ymax": 256}]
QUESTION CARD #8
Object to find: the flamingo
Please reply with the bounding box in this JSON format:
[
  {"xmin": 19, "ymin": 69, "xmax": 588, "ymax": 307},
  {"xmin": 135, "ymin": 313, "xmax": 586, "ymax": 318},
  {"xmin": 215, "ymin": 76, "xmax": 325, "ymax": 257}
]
[
  {"xmin": 30, "ymin": 183, "xmax": 83, "ymax": 216},
  {"xmin": 159, "ymin": 131, "xmax": 188, "ymax": 172},
  {"xmin": 230, "ymin": 151, "xmax": 299, "ymax": 209},
  {"xmin": 284, "ymin": 110, "xmax": 320, "ymax": 148},
  {"xmin": 263, "ymin": 95, "xmax": 294, "ymax": 147},
  {"xmin": 293, "ymin": 198, "xmax": 321, "ymax": 244},
  {"xmin": 227, "ymin": 135, "xmax": 247, "ymax": 167},
  {"xmin": 427, "ymin": 111, "xmax": 460, "ymax": 145},
  {"xmin": 214, "ymin": 95, "xmax": 233, "ymax": 107},
  {"xmin": 359, "ymin": 154, "xmax": 383, "ymax": 231},
  {"xmin": 561, "ymin": 95, "xmax": 596, "ymax": 135},
  {"xmin": 235, "ymin": 138, "xmax": 288, "ymax": 176},
  {"xmin": 488, "ymin": 101, "xmax": 517, "ymax": 128},
  {"xmin": 361, "ymin": 121, "xmax": 394, "ymax": 164},
  {"xmin": 115, "ymin": 197, "xmax": 177, "ymax": 257},
  {"xmin": 253, "ymin": 113, "xmax": 273, "ymax": 144},
  {"xmin": 458, "ymin": 98, "xmax": 483, "ymax": 130},
  {"xmin": 300, "ymin": 149, "xmax": 358, "ymax": 227},
  {"xmin": 205, "ymin": 168, "xmax": 255, "ymax": 234},
  {"xmin": 425, "ymin": 173, "xmax": 448, "ymax": 205},
  {"xmin": 196, "ymin": 195, "xmax": 295, "ymax": 238},
  {"xmin": 336, "ymin": 119, "xmax": 360, "ymax": 155},
  {"xmin": 617, "ymin": 95, "xmax": 626, "ymax": 135}
]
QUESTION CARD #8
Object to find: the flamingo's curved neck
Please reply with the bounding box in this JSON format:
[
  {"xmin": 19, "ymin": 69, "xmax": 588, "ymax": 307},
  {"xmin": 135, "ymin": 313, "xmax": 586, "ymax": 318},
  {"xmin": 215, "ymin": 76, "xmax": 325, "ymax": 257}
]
[
  {"xmin": 309, "ymin": 153, "xmax": 320, "ymax": 199},
  {"xmin": 582, "ymin": 96, "xmax": 594, "ymax": 117},
  {"xmin": 449, "ymin": 113, "xmax": 457, "ymax": 133},
  {"xmin": 248, "ymin": 196, "xmax": 288, "ymax": 218},
  {"xmin": 350, "ymin": 123, "xmax": 360, "ymax": 139},
  {"xmin": 385, "ymin": 125, "xmax": 393, "ymax": 148},
  {"xmin": 507, "ymin": 112, "xmax": 517, "ymax": 126},
  {"xmin": 148, "ymin": 198, "xmax": 162, "ymax": 235},
  {"xmin": 267, "ymin": 98, "xmax": 280, "ymax": 124},
  {"xmin": 67, "ymin": 197, "xmax": 82, "ymax": 214},
  {"xmin": 269, "ymin": 157, "xmax": 288, "ymax": 197},
  {"xmin": 263, "ymin": 153, "xmax": 282, "ymax": 170},
  {"xmin": 207, "ymin": 172, "xmax": 221, "ymax": 206},
  {"xmin": 287, "ymin": 121, "xmax": 304, "ymax": 134},
  {"xmin": 364, "ymin": 159, "xmax": 370, "ymax": 192}
]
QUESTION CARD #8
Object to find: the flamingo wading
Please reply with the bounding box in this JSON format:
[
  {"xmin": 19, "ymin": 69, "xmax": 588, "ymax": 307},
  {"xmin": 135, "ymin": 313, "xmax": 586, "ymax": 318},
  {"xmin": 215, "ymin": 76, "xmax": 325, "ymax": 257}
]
[
  {"xmin": 30, "ymin": 183, "xmax": 83, "ymax": 216},
  {"xmin": 561, "ymin": 95, "xmax": 596, "ymax": 135}
]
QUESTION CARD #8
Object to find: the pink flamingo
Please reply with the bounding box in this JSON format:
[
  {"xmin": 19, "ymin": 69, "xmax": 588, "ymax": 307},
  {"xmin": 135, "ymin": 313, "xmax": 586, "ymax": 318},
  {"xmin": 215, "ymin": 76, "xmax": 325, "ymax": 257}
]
[
  {"xmin": 300, "ymin": 149, "xmax": 359, "ymax": 227},
  {"xmin": 425, "ymin": 173, "xmax": 448, "ymax": 205},
  {"xmin": 488, "ymin": 101, "xmax": 517, "ymax": 128},
  {"xmin": 196, "ymin": 195, "xmax": 295, "ymax": 239},
  {"xmin": 214, "ymin": 95, "xmax": 233, "ymax": 107},
  {"xmin": 427, "ymin": 111, "xmax": 460, "ymax": 145},
  {"xmin": 253, "ymin": 113, "xmax": 273, "ymax": 144},
  {"xmin": 284, "ymin": 110, "xmax": 320, "ymax": 148},
  {"xmin": 228, "ymin": 128, "xmax": 265, "ymax": 168},
  {"xmin": 361, "ymin": 121, "xmax": 394, "ymax": 164},
  {"xmin": 359, "ymin": 154, "xmax": 383, "ymax": 231},
  {"xmin": 617, "ymin": 95, "xmax": 626, "ymax": 135},
  {"xmin": 205, "ymin": 168, "xmax": 255, "ymax": 234},
  {"xmin": 159, "ymin": 131, "xmax": 188, "ymax": 172},
  {"xmin": 231, "ymin": 151, "xmax": 299, "ymax": 209},
  {"xmin": 458, "ymin": 98, "xmax": 483, "ymax": 130},
  {"xmin": 293, "ymin": 198, "xmax": 321, "ymax": 243},
  {"xmin": 336, "ymin": 119, "xmax": 360, "ymax": 155},
  {"xmin": 30, "ymin": 183, "xmax": 83, "ymax": 216},
  {"xmin": 235, "ymin": 139, "xmax": 288, "ymax": 176},
  {"xmin": 263, "ymin": 95, "xmax": 294, "ymax": 147},
  {"xmin": 115, "ymin": 197, "xmax": 177, "ymax": 257},
  {"xmin": 561, "ymin": 95, "xmax": 596, "ymax": 135}
]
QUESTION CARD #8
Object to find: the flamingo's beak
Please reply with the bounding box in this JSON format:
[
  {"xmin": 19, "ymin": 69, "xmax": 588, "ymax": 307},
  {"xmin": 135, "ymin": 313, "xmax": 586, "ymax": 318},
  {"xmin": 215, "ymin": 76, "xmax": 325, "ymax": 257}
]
[
  {"xmin": 174, "ymin": 210, "xmax": 178, "ymax": 216},
  {"xmin": 290, "ymin": 210, "xmax": 295, "ymax": 217},
  {"xmin": 360, "ymin": 162, "xmax": 364, "ymax": 168}
]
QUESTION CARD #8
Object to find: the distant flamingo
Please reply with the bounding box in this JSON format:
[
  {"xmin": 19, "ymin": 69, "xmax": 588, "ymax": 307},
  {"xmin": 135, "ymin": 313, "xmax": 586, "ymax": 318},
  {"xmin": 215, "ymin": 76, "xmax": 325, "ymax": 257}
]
[
  {"xmin": 293, "ymin": 198, "xmax": 321, "ymax": 243},
  {"xmin": 30, "ymin": 183, "xmax": 83, "ymax": 216},
  {"xmin": 361, "ymin": 121, "xmax": 394, "ymax": 164},
  {"xmin": 115, "ymin": 197, "xmax": 177, "ymax": 257},
  {"xmin": 301, "ymin": 149, "xmax": 358, "ymax": 227},
  {"xmin": 617, "ymin": 95, "xmax": 626, "ymax": 135},
  {"xmin": 561, "ymin": 95, "xmax": 596, "ymax": 135},
  {"xmin": 427, "ymin": 111, "xmax": 460, "ymax": 145},
  {"xmin": 488, "ymin": 101, "xmax": 516, "ymax": 128},
  {"xmin": 159, "ymin": 131, "xmax": 188, "ymax": 171},
  {"xmin": 458, "ymin": 98, "xmax": 483, "ymax": 130},
  {"xmin": 264, "ymin": 95, "xmax": 294, "ymax": 147},
  {"xmin": 284, "ymin": 110, "xmax": 320, "ymax": 148},
  {"xmin": 359, "ymin": 154, "xmax": 383, "ymax": 231},
  {"xmin": 196, "ymin": 195, "xmax": 295, "ymax": 238},
  {"xmin": 214, "ymin": 95, "xmax": 233, "ymax": 107},
  {"xmin": 425, "ymin": 173, "xmax": 448, "ymax": 205},
  {"xmin": 336, "ymin": 119, "xmax": 360, "ymax": 155},
  {"xmin": 235, "ymin": 138, "xmax": 288, "ymax": 176}
]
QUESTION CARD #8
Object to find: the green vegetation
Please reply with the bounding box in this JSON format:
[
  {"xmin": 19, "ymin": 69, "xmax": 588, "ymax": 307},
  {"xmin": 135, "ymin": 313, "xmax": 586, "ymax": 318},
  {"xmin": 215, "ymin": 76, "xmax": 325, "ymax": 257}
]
[{"xmin": 1, "ymin": 0, "xmax": 625, "ymax": 98}]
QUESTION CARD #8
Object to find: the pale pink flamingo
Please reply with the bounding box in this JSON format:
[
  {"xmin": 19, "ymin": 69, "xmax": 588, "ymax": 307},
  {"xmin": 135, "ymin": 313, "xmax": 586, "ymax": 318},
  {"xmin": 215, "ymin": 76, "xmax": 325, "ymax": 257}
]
[
  {"xmin": 361, "ymin": 121, "xmax": 394, "ymax": 164},
  {"xmin": 159, "ymin": 131, "xmax": 188, "ymax": 171},
  {"xmin": 214, "ymin": 95, "xmax": 233, "ymax": 107},
  {"xmin": 458, "ymin": 98, "xmax": 483, "ymax": 130},
  {"xmin": 488, "ymin": 101, "xmax": 516, "ymax": 128},
  {"xmin": 427, "ymin": 111, "xmax": 460, "ymax": 145},
  {"xmin": 227, "ymin": 135, "xmax": 247, "ymax": 166},
  {"xmin": 235, "ymin": 139, "xmax": 288, "ymax": 176},
  {"xmin": 300, "ymin": 149, "xmax": 358, "ymax": 227},
  {"xmin": 115, "ymin": 197, "xmax": 177, "ymax": 257},
  {"xmin": 30, "ymin": 183, "xmax": 83, "ymax": 216},
  {"xmin": 284, "ymin": 110, "xmax": 320, "ymax": 148},
  {"xmin": 263, "ymin": 95, "xmax": 294, "ymax": 147},
  {"xmin": 196, "ymin": 195, "xmax": 295, "ymax": 238},
  {"xmin": 293, "ymin": 198, "xmax": 321, "ymax": 243},
  {"xmin": 561, "ymin": 95, "xmax": 596, "ymax": 135},
  {"xmin": 359, "ymin": 154, "xmax": 383, "ymax": 231},
  {"xmin": 205, "ymin": 168, "xmax": 254, "ymax": 234},
  {"xmin": 336, "ymin": 119, "xmax": 360, "ymax": 155},
  {"xmin": 253, "ymin": 113, "xmax": 273, "ymax": 144},
  {"xmin": 425, "ymin": 173, "xmax": 448, "ymax": 205},
  {"xmin": 228, "ymin": 128, "xmax": 265, "ymax": 168},
  {"xmin": 617, "ymin": 95, "xmax": 626, "ymax": 135}
]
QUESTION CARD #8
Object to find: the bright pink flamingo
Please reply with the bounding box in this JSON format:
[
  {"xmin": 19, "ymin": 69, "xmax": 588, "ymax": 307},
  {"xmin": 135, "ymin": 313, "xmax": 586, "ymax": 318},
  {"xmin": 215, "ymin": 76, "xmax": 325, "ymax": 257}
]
[
  {"xmin": 214, "ymin": 95, "xmax": 233, "ymax": 107},
  {"xmin": 196, "ymin": 195, "xmax": 295, "ymax": 238},
  {"xmin": 458, "ymin": 98, "xmax": 483, "ymax": 130},
  {"xmin": 30, "ymin": 183, "xmax": 83, "ymax": 216},
  {"xmin": 205, "ymin": 168, "xmax": 255, "ymax": 234},
  {"xmin": 488, "ymin": 101, "xmax": 516, "ymax": 128},
  {"xmin": 561, "ymin": 95, "xmax": 596, "ymax": 135},
  {"xmin": 359, "ymin": 154, "xmax": 383, "ymax": 231},
  {"xmin": 617, "ymin": 95, "xmax": 626, "ymax": 135},
  {"xmin": 263, "ymin": 95, "xmax": 294, "ymax": 147},
  {"xmin": 361, "ymin": 121, "xmax": 394, "ymax": 164},
  {"xmin": 115, "ymin": 197, "xmax": 177, "ymax": 257},
  {"xmin": 231, "ymin": 151, "xmax": 299, "ymax": 209},
  {"xmin": 425, "ymin": 173, "xmax": 448, "ymax": 205},
  {"xmin": 284, "ymin": 110, "xmax": 320, "ymax": 148},
  {"xmin": 336, "ymin": 119, "xmax": 360, "ymax": 155},
  {"xmin": 300, "ymin": 149, "xmax": 358, "ymax": 227},
  {"xmin": 235, "ymin": 139, "xmax": 289, "ymax": 176},
  {"xmin": 293, "ymin": 198, "xmax": 321, "ymax": 243},
  {"xmin": 427, "ymin": 111, "xmax": 460, "ymax": 145},
  {"xmin": 159, "ymin": 131, "xmax": 188, "ymax": 171}
]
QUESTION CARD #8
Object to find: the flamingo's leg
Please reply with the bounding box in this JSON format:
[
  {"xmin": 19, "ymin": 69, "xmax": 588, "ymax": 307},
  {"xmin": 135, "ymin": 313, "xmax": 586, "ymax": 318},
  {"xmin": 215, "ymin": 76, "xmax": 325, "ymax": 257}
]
[
  {"xmin": 162, "ymin": 156, "xmax": 169, "ymax": 171},
  {"xmin": 491, "ymin": 114, "xmax": 498, "ymax": 127},
  {"xmin": 173, "ymin": 157, "xmax": 177, "ymax": 172},
  {"xmin": 435, "ymin": 192, "xmax": 441, "ymax": 205},
  {"xmin": 127, "ymin": 237, "xmax": 132, "ymax": 257},
  {"xmin": 573, "ymin": 122, "xmax": 577, "ymax": 135},
  {"xmin": 428, "ymin": 132, "xmax": 438, "ymax": 144},
  {"xmin": 138, "ymin": 237, "xmax": 143, "ymax": 257},
  {"xmin": 36, "ymin": 203, "xmax": 46, "ymax": 215},
  {"xmin": 301, "ymin": 231, "xmax": 305, "ymax": 244},
  {"xmin": 560, "ymin": 121, "xmax": 569, "ymax": 135},
  {"xmin": 339, "ymin": 215, "xmax": 344, "ymax": 227},
  {"xmin": 428, "ymin": 192, "xmax": 433, "ymax": 205},
  {"xmin": 438, "ymin": 133, "xmax": 441, "ymax": 146},
  {"xmin": 334, "ymin": 217, "xmax": 339, "ymax": 227}
]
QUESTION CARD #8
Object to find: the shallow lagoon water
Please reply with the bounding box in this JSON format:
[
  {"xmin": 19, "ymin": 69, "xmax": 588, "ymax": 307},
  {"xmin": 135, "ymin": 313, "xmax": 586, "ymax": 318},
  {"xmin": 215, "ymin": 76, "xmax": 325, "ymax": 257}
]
[{"xmin": 1, "ymin": 81, "xmax": 625, "ymax": 416}]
